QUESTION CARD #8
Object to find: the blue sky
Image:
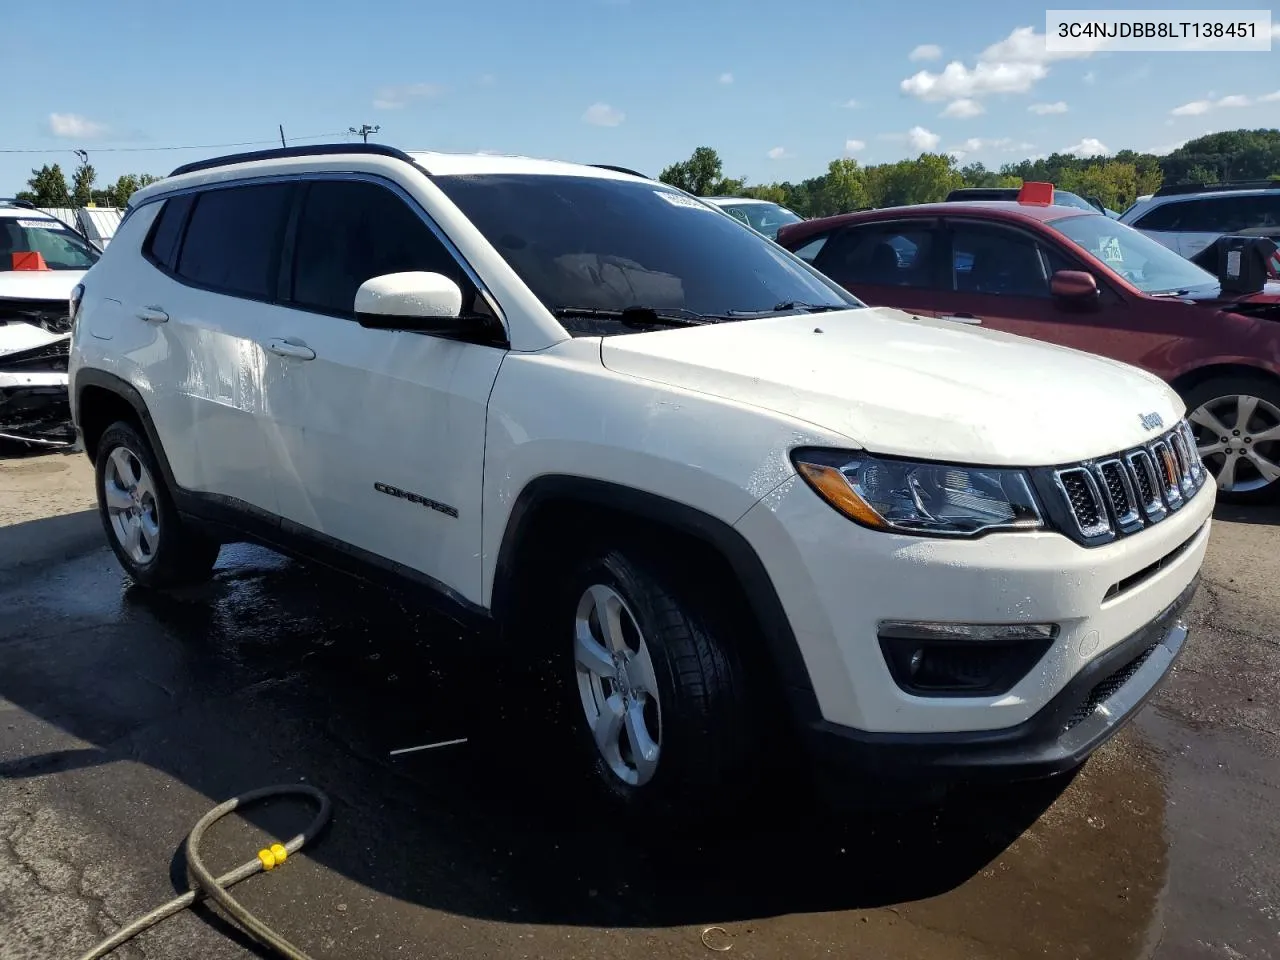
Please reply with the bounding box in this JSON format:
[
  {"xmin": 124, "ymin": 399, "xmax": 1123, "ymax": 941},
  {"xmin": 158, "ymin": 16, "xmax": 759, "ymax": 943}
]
[{"xmin": 3, "ymin": 0, "xmax": 1278, "ymax": 195}]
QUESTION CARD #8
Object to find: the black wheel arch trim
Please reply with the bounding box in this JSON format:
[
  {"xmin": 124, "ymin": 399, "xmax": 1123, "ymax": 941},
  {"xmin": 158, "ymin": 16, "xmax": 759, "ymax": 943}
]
[
  {"xmin": 74, "ymin": 368, "xmax": 182, "ymax": 485},
  {"xmin": 490, "ymin": 475, "xmax": 823, "ymax": 721}
]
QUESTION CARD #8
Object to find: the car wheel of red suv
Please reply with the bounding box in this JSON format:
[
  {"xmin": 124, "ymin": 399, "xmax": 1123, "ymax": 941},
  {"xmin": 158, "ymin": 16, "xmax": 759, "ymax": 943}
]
[{"xmin": 1183, "ymin": 376, "xmax": 1280, "ymax": 503}]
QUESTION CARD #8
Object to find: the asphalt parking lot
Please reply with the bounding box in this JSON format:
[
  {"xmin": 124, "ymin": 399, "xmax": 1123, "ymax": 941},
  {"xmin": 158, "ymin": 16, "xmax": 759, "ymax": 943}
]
[{"xmin": 1, "ymin": 448, "xmax": 1278, "ymax": 960}]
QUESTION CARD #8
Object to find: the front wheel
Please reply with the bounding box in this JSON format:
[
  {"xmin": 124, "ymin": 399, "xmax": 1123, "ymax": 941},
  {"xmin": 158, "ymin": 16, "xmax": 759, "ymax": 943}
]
[
  {"xmin": 562, "ymin": 548, "xmax": 760, "ymax": 817},
  {"xmin": 1182, "ymin": 376, "xmax": 1280, "ymax": 503}
]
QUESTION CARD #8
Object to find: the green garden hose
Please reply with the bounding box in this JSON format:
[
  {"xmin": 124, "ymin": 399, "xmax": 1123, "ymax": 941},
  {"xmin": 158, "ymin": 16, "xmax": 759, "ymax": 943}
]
[{"xmin": 76, "ymin": 784, "xmax": 332, "ymax": 960}]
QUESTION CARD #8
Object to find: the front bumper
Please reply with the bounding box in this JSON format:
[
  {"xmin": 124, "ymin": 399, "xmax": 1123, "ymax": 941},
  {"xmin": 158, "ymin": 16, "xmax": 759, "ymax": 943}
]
[
  {"xmin": 802, "ymin": 575, "xmax": 1196, "ymax": 787},
  {"xmin": 0, "ymin": 338, "xmax": 73, "ymax": 446}
]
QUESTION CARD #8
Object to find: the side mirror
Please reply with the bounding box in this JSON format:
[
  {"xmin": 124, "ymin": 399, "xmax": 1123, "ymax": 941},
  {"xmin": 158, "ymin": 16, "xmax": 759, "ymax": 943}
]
[
  {"xmin": 1050, "ymin": 269, "xmax": 1100, "ymax": 307},
  {"xmin": 354, "ymin": 271, "xmax": 465, "ymax": 331}
]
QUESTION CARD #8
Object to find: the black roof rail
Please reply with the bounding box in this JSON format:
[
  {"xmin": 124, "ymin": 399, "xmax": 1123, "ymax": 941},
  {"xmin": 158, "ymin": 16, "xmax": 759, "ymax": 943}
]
[
  {"xmin": 591, "ymin": 164, "xmax": 649, "ymax": 179},
  {"xmin": 0, "ymin": 197, "xmax": 40, "ymax": 210},
  {"xmin": 169, "ymin": 143, "xmax": 417, "ymax": 178},
  {"xmin": 1154, "ymin": 179, "xmax": 1280, "ymax": 197}
]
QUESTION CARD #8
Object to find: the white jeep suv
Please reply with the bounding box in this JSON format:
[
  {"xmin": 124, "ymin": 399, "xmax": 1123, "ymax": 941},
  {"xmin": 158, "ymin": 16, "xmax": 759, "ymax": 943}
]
[{"xmin": 69, "ymin": 144, "xmax": 1214, "ymax": 813}]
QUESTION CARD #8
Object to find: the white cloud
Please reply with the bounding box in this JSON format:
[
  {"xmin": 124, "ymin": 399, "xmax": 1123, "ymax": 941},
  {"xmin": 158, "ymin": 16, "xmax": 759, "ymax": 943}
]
[
  {"xmin": 479, "ymin": 73, "xmax": 497, "ymax": 87},
  {"xmin": 767, "ymin": 146, "xmax": 794, "ymax": 160},
  {"xmin": 841, "ymin": 98, "xmax": 860, "ymax": 108},
  {"xmin": 718, "ymin": 72, "xmax": 734, "ymax": 85},
  {"xmin": 373, "ymin": 83, "xmax": 443, "ymax": 109},
  {"xmin": 1064, "ymin": 137, "xmax": 1109, "ymax": 157},
  {"xmin": 907, "ymin": 126, "xmax": 940, "ymax": 151},
  {"xmin": 909, "ymin": 44, "xmax": 942, "ymax": 61},
  {"xmin": 947, "ymin": 136, "xmax": 1028, "ymax": 160},
  {"xmin": 1171, "ymin": 100, "xmax": 1211, "ymax": 116},
  {"xmin": 1172, "ymin": 93, "xmax": 1255, "ymax": 116},
  {"xmin": 1083, "ymin": 70, "xmax": 1097, "ymax": 84},
  {"xmin": 582, "ymin": 102, "xmax": 625, "ymax": 126},
  {"xmin": 981, "ymin": 25, "xmax": 1105, "ymax": 63},
  {"xmin": 940, "ymin": 98, "xmax": 984, "ymax": 118},
  {"xmin": 1273, "ymin": 23, "xmax": 1280, "ymax": 39},
  {"xmin": 1029, "ymin": 101, "xmax": 1068, "ymax": 115},
  {"xmin": 47, "ymin": 112, "xmax": 107, "ymax": 139},
  {"xmin": 901, "ymin": 60, "xmax": 1046, "ymax": 101},
  {"xmin": 1261, "ymin": 90, "xmax": 1280, "ymax": 103},
  {"xmin": 844, "ymin": 139, "xmax": 866, "ymax": 153}
]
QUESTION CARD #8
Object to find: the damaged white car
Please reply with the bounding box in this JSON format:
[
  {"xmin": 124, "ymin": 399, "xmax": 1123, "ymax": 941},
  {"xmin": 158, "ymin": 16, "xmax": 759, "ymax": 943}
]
[{"xmin": 0, "ymin": 202, "xmax": 99, "ymax": 446}]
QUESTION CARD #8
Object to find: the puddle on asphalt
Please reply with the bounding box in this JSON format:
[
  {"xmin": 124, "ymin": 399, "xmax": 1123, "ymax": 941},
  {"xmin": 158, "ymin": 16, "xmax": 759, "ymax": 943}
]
[{"xmin": 3, "ymin": 543, "xmax": 1205, "ymax": 960}]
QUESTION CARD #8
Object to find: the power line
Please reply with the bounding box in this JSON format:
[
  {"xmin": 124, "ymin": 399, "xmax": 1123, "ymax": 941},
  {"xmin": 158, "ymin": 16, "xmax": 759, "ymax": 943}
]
[{"xmin": 0, "ymin": 131, "xmax": 353, "ymax": 155}]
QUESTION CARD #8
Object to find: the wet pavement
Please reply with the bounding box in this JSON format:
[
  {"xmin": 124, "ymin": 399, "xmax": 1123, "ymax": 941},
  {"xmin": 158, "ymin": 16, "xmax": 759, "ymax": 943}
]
[{"xmin": 1, "ymin": 492, "xmax": 1277, "ymax": 960}]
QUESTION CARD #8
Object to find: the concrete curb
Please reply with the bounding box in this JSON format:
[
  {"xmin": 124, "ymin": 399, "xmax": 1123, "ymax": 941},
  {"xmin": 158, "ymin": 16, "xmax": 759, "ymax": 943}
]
[{"xmin": 0, "ymin": 509, "xmax": 105, "ymax": 576}]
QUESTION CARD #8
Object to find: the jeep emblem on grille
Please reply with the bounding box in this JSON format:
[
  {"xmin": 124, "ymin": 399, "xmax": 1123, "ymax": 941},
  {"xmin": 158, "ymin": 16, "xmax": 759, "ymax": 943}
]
[{"xmin": 1139, "ymin": 412, "xmax": 1164, "ymax": 431}]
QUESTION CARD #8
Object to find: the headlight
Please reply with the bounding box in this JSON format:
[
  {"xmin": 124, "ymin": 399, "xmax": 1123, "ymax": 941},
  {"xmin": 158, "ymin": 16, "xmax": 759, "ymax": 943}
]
[{"xmin": 791, "ymin": 449, "xmax": 1043, "ymax": 536}]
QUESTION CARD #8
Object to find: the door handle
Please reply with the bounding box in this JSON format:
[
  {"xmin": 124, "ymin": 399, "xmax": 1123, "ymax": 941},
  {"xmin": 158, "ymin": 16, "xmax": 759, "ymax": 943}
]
[
  {"xmin": 940, "ymin": 313, "xmax": 982, "ymax": 325},
  {"xmin": 137, "ymin": 306, "xmax": 168, "ymax": 323},
  {"xmin": 265, "ymin": 337, "xmax": 316, "ymax": 361}
]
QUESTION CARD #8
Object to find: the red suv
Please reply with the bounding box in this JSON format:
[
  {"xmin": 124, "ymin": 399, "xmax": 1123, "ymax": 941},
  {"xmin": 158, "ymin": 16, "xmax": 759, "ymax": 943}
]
[{"xmin": 776, "ymin": 196, "xmax": 1280, "ymax": 501}]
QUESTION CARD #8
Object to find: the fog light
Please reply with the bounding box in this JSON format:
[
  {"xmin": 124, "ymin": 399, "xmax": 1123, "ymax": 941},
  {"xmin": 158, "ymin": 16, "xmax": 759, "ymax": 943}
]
[{"xmin": 878, "ymin": 621, "xmax": 1058, "ymax": 697}]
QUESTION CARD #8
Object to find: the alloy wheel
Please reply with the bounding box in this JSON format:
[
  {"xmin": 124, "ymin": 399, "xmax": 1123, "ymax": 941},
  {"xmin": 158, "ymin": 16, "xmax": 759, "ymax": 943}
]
[
  {"xmin": 103, "ymin": 446, "xmax": 161, "ymax": 565},
  {"xmin": 573, "ymin": 584, "xmax": 663, "ymax": 787},
  {"xmin": 1189, "ymin": 394, "xmax": 1280, "ymax": 494}
]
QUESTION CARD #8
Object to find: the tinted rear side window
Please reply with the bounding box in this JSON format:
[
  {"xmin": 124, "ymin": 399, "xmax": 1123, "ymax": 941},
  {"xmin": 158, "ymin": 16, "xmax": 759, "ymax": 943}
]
[
  {"xmin": 814, "ymin": 223, "xmax": 937, "ymax": 289},
  {"xmin": 143, "ymin": 194, "xmax": 194, "ymax": 270},
  {"xmin": 176, "ymin": 183, "xmax": 294, "ymax": 299},
  {"xmin": 290, "ymin": 179, "xmax": 471, "ymax": 316},
  {"xmin": 1133, "ymin": 201, "xmax": 1185, "ymax": 231}
]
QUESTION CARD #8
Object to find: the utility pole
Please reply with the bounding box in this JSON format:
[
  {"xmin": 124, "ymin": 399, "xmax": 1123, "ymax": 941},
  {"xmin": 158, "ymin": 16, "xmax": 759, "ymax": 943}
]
[
  {"xmin": 279, "ymin": 125, "xmax": 287, "ymax": 148},
  {"xmin": 349, "ymin": 124, "xmax": 380, "ymax": 144}
]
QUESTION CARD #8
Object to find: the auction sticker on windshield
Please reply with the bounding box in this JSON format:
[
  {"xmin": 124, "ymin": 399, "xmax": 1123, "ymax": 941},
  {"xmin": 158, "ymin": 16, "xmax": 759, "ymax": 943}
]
[
  {"xmin": 17, "ymin": 220, "xmax": 63, "ymax": 230},
  {"xmin": 654, "ymin": 191, "xmax": 715, "ymax": 211}
]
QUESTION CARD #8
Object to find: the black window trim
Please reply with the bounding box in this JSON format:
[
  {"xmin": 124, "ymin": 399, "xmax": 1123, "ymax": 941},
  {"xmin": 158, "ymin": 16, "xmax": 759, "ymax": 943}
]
[{"xmin": 128, "ymin": 172, "xmax": 508, "ymax": 339}]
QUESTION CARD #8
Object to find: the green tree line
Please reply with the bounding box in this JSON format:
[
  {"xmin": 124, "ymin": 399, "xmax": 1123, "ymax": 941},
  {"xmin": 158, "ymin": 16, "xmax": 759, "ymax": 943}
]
[
  {"xmin": 16, "ymin": 163, "xmax": 161, "ymax": 208},
  {"xmin": 660, "ymin": 128, "xmax": 1280, "ymax": 219}
]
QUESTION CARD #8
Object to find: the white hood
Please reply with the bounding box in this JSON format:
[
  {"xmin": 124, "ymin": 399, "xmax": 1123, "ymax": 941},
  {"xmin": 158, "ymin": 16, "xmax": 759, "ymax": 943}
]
[
  {"xmin": 599, "ymin": 307, "xmax": 1183, "ymax": 467},
  {"xmin": 0, "ymin": 269, "xmax": 85, "ymax": 302}
]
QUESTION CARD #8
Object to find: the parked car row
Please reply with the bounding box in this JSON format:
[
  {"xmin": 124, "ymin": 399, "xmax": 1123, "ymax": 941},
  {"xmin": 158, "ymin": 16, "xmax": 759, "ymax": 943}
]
[
  {"xmin": 776, "ymin": 184, "xmax": 1280, "ymax": 502},
  {"xmin": 0, "ymin": 200, "xmax": 99, "ymax": 446},
  {"xmin": 67, "ymin": 143, "xmax": 1214, "ymax": 819}
]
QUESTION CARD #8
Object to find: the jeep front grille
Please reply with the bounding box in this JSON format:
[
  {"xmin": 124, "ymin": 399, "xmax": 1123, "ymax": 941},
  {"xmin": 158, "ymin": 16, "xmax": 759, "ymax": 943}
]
[{"xmin": 1047, "ymin": 420, "xmax": 1208, "ymax": 545}]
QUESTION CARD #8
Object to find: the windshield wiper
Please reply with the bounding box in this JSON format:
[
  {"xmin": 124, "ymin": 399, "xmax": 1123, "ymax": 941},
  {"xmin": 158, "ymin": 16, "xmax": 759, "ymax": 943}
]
[
  {"xmin": 771, "ymin": 301, "xmax": 847, "ymax": 313},
  {"xmin": 553, "ymin": 306, "xmax": 716, "ymax": 328},
  {"xmin": 725, "ymin": 301, "xmax": 848, "ymax": 317}
]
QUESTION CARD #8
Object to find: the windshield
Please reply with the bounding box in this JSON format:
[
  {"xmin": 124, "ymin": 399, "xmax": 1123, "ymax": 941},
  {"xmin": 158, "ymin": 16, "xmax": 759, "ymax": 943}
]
[
  {"xmin": 1050, "ymin": 213, "xmax": 1219, "ymax": 294},
  {"xmin": 0, "ymin": 217, "xmax": 100, "ymax": 271},
  {"xmin": 433, "ymin": 174, "xmax": 859, "ymax": 320},
  {"xmin": 717, "ymin": 201, "xmax": 805, "ymax": 239},
  {"xmin": 1052, "ymin": 191, "xmax": 1101, "ymax": 213}
]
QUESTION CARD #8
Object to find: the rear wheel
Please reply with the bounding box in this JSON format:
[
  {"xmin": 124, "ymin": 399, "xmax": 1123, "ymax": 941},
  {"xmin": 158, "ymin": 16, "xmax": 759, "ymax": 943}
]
[
  {"xmin": 561, "ymin": 547, "xmax": 760, "ymax": 817},
  {"xmin": 95, "ymin": 421, "xmax": 221, "ymax": 587},
  {"xmin": 1182, "ymin": 376, "xmax": 1280, "ymax": 503}
]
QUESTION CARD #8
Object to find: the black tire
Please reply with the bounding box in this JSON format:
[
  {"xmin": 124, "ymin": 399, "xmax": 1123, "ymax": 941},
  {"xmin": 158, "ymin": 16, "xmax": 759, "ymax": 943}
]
[
  {"xmin": 1180, "ymin": 375, "xmax": 1280, "ymax": 504},
  {"xmin": 557, "ymin": 547, "xmax": 760, "ymax": 818},
  {"xmin": 94, "ymin": 420, "xmax": 220, "ymax": 587}
]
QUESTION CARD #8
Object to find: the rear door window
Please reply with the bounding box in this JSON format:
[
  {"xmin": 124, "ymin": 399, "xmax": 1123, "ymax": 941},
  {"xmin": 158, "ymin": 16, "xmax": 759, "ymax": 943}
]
[
  {"xmin": 1133, "ymin": 201, "xmax": 1187, "ymax": 232},
  {"xmin": 813, "ymin": 223, "xmax": 936, "ymax": 289},
  {"xmin": 175, "ymin": 183, "xmax": 295, "ymax": 300}
]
